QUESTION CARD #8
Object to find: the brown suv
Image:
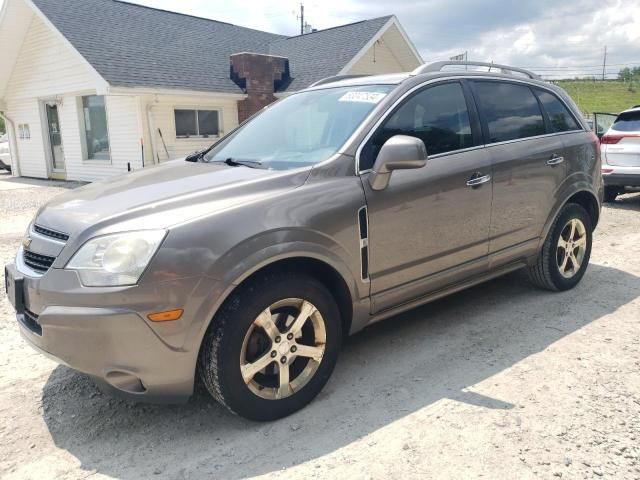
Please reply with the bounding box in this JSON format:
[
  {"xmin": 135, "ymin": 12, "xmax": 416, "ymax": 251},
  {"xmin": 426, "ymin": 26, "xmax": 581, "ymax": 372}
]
[{"xmin": 5, "ymin": 61, "xmax": 602, "ymax": 420}]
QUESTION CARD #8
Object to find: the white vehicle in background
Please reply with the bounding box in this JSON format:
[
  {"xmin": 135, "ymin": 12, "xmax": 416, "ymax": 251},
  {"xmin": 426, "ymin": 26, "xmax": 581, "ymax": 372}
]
[
  {"xmin": 0, "ymin": 134, "xmax": 12, "ymax": 172},
  {"xmin": 600, "ymin": 106, "xmax": 640, "ymax": 202}
]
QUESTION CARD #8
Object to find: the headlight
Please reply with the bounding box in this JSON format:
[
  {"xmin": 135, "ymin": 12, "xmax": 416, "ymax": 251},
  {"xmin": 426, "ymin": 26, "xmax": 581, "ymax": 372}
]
[{"xmin": 66, "ymin": 230, "xmax": 166, "ymax": 286}]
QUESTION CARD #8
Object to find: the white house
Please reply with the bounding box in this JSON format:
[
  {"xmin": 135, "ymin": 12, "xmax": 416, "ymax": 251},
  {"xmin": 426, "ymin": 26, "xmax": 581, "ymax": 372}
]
[{"xmin": 0, "ymin": 0, "xmax": 422, "ymax": 182}]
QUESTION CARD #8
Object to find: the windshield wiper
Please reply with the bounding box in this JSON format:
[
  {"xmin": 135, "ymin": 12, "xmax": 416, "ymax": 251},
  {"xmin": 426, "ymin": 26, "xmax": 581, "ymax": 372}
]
[{"xmin": 219, "ymin": 158, "xmax": 265, "ymax": 169}]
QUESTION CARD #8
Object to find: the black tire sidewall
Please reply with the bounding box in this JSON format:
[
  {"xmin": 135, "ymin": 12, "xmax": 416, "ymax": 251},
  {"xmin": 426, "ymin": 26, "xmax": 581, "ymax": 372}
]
[
  {"xmin": 209, "ymin": 273, "xmax": 341, "ymax": 421},
  {"xmin": 546, "ymin": 204, "xmax": 593, "ymax": 291}
]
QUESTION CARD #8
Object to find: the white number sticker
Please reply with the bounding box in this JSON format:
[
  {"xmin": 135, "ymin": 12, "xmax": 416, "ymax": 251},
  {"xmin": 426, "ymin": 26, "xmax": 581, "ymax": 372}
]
[{"xmin": 338, "ymin": 91, "xmax": 387, "ymax": 104}]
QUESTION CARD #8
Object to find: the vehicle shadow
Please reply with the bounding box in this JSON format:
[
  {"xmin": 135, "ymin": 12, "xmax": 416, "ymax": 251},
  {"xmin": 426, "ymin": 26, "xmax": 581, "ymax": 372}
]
[
  {"xmin": 606, "ymin": 190, "xmax": 640, "ymax": 211},
  {"xmin": 41, "ymin": 263, "xmax": 640, "ymax": 479}
]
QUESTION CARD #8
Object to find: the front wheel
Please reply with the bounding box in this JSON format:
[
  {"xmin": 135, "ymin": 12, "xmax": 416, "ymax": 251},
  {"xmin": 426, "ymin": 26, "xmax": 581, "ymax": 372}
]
[
  {"xmin": 528, "ymin": 203, "xmax": 593, "ymax": 291},
  {"xmin": 198, "ymin": 272, "xmax": 341, "ymax": 421}
]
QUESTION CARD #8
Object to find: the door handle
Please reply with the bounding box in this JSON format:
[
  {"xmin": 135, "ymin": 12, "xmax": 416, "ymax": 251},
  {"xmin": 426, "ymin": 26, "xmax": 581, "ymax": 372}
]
[
  {"xmin": 466, "ymin": 173, "xmax": 491, "ymax": 187},
  {"xmin": 547, "ymin": 155, "xmax": 564, "ymax": 166}
]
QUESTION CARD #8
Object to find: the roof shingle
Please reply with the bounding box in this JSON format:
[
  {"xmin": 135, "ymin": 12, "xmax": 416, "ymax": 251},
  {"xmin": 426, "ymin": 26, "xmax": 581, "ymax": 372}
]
[{"xmin": 30, "ymin": 0, "xmax": 392, "ymax": 94}]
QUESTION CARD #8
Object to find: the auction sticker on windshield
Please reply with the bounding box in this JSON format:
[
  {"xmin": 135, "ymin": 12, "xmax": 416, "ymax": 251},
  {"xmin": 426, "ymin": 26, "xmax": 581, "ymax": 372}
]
[{"xmin": 338, "ymin": 91, "xmax": 387, "ymax": 104}]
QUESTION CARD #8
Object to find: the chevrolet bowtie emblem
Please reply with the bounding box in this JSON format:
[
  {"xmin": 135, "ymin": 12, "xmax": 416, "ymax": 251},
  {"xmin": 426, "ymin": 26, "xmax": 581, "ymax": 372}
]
[{"xmin": 23, "ymin": 235, "xmax": 32, "ymax": 249}]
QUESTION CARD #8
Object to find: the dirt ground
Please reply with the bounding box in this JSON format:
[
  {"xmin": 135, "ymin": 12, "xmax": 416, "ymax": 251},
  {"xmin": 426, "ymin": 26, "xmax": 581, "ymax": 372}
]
[{"xmin": 0, "ymin": 171, "xmax": 639, "ymax": 480}]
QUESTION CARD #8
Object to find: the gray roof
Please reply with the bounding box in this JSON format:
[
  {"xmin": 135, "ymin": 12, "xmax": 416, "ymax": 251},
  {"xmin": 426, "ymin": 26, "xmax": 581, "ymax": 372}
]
[
  {"xmin": 31, "ymin": 0, "xmax": 392, "ymax": 94},
  {"xmin": 269, "ymin": 16, "xmax": 393, "ymax": 91}
]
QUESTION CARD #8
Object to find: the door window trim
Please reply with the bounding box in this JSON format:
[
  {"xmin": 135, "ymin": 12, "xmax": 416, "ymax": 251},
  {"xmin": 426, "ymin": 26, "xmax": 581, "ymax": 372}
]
[
  {"xmin": 467, "ymin": 78, "xmax": 584, "ymax": 146},
  {"xmin": 354, "ymin": 75, "xmax": 587, "ymax": 174},
  {"xmin": 531, "ymin": 87, "xmax": 582, "ymax": 134},
  {"xmin": 469, "ymin": 79, "xmax": 548, "ymax": 145},
  {"xmin": 355, "ymin": 79, "xmax": 482, "ymax": 173}
]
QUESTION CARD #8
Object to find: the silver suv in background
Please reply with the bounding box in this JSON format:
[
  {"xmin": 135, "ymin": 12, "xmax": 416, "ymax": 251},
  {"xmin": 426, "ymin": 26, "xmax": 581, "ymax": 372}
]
[
  {"xmin": 5, "ymin": 61, "xmax": 602, "ymax": 421},
  {"xmin": 0, "ymin": 134, "xmax": 11, "ymax": 172},
  {"xmin": 600, "ymin": 106, "xmax": 640, "ymax": 202}
]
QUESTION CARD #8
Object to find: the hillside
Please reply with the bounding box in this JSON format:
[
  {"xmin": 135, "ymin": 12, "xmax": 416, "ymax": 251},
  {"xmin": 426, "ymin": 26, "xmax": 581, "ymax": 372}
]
[{"xmin": 554, "ymin": 80, "xmax": 640, "ymax": 114}]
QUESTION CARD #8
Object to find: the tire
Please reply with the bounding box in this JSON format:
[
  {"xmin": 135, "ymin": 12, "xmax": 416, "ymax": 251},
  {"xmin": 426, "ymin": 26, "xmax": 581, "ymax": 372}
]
[
  {"xmin": 604, "ymin": 186, "xmax": 619, "ymax": 203},
  {"xmin": 198, "ymin": 271, "xmax": 341, "ymax": 421},
  {"xmin": 528, "ymin": 203, "xmax": 593, "ymax": 291}
]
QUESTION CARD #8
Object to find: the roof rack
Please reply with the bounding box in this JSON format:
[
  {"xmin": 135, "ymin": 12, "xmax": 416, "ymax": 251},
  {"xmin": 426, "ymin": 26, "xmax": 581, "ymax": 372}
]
[
  {"xmin": 411, "ymin": 61, "xmax": 540, "ymax": 80},
  {"xmin": 309, "ymin": 74, "xmax": 371, "ymax": 88}
]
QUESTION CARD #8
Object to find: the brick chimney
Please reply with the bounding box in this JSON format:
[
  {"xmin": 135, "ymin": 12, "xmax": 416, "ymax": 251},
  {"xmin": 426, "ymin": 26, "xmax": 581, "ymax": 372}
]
[{"xmin": 230, "ymin": 52, "xmax": 290, "ymax": 123}]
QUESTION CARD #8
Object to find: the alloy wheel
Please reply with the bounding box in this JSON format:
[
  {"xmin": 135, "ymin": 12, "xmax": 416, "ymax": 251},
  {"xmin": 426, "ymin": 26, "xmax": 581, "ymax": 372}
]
[
  {"xmin": 556, "ymin": 218, "xmax": 587, "ymax": 279},
  {"xmin": 239, "ymin": 298, "xmax": 326, "ymax": 400}
]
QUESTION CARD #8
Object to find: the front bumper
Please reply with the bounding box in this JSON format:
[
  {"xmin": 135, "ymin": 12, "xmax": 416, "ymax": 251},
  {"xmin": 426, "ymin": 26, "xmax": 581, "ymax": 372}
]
[{"xmin": 5, "ymin": 262, "xmax": 228, "ymax": 403}]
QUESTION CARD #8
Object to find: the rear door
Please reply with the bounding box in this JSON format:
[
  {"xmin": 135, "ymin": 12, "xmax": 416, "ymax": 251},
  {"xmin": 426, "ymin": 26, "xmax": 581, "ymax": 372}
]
[{"xmin": 470, "ymin": 80, "xmax": 566, "ymax": 260}]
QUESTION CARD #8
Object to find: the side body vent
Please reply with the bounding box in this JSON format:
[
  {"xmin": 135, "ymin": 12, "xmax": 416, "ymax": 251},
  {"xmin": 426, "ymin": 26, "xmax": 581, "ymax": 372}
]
[{"xmin": 358, "ymin": 206, "xmax": 369, "ymax": 281}]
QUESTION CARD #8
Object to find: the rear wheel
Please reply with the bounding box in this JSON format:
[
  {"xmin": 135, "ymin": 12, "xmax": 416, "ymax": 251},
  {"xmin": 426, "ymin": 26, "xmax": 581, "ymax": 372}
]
[
  {"xmin": 198, "ymin": 272, "xmax": 341, "ymax": 421},
  {"xmin": 604, "ymin": 186, "xmax": 620, "ymax": 203},
  {"xmin": 528, "ymin": 203, "xmax": 592, "ymax": 291}
]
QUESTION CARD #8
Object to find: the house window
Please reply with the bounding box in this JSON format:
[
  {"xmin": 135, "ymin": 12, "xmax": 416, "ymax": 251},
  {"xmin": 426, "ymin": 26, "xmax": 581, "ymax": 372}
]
[
  {"xmin": 81, "ymin": 95, "xmax": 110, "ymax": 160},
  {"xmin": 174, "ymin": 109, "xmax": 219, "ymax": 138},
  {"xmin": 18, "ymin": 124, "xmax": 31, "ymax": 140}
]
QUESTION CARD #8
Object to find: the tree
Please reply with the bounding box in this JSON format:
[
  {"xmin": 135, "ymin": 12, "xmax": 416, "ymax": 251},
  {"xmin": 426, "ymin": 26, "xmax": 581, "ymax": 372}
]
[
  {"xmin": 618, "ymin": 67, "xmax": 633, "ymax": 82},
  {"xmin": 0, "ymin": 115, "xmax": 5, "ymax": 134}
]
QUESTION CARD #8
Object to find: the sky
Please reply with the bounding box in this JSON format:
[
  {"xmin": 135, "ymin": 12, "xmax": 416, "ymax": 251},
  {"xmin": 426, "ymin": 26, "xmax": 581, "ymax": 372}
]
[{"xmin": 3, "ymin": 0, "xmax": 640, "ymax": 79}]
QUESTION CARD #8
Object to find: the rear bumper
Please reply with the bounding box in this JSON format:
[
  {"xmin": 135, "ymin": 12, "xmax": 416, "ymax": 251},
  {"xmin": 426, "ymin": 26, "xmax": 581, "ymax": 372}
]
[{"xmin": 603, "ymin": 173, "xmax": 640, "ymax": 187}]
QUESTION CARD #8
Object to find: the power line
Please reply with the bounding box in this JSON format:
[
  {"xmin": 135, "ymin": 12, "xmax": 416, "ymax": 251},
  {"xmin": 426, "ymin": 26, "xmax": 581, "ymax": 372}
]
[{"xmin": 517, "ymin": 61, "xmax": 640, "ymax": 69}]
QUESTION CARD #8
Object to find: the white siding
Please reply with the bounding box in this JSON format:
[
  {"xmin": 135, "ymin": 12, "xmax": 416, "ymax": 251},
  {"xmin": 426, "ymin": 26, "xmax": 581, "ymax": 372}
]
[
  {"xmin": 3, "ymin": 11, "xmax": 107, "ymax": 180},
  {"xmin": 346, "ymin": 24, "xmax": 421, "ymax": 76},
  {"xmin": 145, "ymin": 94, "xmax": 239, "ymax": 163},
  {"xmin": 5, "ymin": 14, "xmax": 97, "ymax": 100},
  {"xmin": 4, "ymin": 97, "xmax": 47, "ymax": 178}
]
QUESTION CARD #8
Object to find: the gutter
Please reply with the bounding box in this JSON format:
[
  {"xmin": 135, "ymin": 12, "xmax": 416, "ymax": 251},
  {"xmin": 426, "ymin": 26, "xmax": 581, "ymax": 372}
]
[
  {"xmin": 0, "ymin": 110, "xmax": 20, "ymax": 176},
  {"xmin": 145, "ymin": 104, "xmax": 159, "ymax": 165}
]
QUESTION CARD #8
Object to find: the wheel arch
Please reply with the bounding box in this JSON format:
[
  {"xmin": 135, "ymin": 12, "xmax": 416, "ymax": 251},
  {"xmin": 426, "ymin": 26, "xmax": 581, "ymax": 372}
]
[
  {"xmin": 538, "ymin": 186, "xmax": 600, "ymax": 254},
  {"xmin": 230, "ymin": 256, "xmax": 355, "ymax": 339}
]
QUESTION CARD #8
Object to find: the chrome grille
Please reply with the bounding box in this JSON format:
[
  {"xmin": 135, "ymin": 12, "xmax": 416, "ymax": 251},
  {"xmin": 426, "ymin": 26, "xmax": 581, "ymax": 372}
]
[
  {"xmin": 34, "ymin": 225, "xmax": 70, "ymax": 241},
  {"xmin": 23, "ymin": 250, "xmax": 56, "ymax": 273}
]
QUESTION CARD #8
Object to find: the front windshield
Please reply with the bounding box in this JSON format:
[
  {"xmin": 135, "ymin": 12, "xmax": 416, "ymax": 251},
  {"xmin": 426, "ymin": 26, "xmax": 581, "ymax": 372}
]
[{"xmin": 203, "ymin": 84, "xmax": 393, "ymax": 170}]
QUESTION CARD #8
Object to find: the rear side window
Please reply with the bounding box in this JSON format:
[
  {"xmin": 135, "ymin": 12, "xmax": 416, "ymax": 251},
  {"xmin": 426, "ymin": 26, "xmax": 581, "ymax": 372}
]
[
  {"xmin": 535, "ymin": 90, "xmax": 579, "ymax": 132},
  {"xmin": 360, "ymin": 82, "xmax": 473, "ymax": 170},
  {"xmin": 474, "ymin": 81, "xmax": 545, "ymax": 143},
  {"xmin": 612, "ymin": 110, "xmax": 640, "ymax": 132}
]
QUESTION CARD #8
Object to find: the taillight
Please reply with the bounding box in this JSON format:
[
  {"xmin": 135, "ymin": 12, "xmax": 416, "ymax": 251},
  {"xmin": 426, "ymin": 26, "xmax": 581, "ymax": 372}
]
[
  {"xmin": 601, "ymin": 134, "xmax": 621, "ymax": 144},
  {"xmin": 602, "ymin": 168, "xmax": 614, "ymax": 174},
  {"xmin": 601, "ymin": 133, "xmax": 640, "ymax": 144}
]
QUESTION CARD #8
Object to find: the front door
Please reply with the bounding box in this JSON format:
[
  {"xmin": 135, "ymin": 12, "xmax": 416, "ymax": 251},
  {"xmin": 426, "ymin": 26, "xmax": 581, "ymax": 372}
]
[
  {"xmin": 360, "ymin": 81, "xmax": 492, "ymax": 314},
  {"xmin": 45, "ymin": 104, "xmax": 65, "ymax": 177}
]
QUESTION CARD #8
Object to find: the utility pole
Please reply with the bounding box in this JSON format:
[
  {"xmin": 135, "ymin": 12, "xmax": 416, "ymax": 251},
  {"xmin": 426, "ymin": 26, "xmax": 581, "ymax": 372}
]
[
  {"xmin": 299, "ymin": 3, "xmax": 304, "ymax": 35},
  {"xmin": 602, "ymin": 45, "xmax": 607, "ymax": 80}
]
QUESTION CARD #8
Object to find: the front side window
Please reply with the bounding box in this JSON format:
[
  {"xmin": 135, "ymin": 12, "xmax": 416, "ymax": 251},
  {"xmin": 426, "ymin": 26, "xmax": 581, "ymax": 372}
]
[
  {"xmin": 360, "ymin": 82, "xmax": 473, "ymax": 170},
  {"xmin": 473, "ymin": 81, "xmax": 545, "ymax": 143},
  {"xmin": 82, "ymin": 95, "xmax": 110, "ymax": 160},
  {"xmin": 203, "ymin": 85, "xmax": 393, "ymax": 170},
  {"xmin": 535, "ymin": 89, "xmax": 579, "ymax": 132},
  {"xmin": 175, "ymin": 109, "xmax": 219, "ymax": 138}
]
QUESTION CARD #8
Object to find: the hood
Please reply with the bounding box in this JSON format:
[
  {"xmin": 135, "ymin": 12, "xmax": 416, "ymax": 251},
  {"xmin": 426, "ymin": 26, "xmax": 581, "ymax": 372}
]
[{"xmin": 35, "ymin": 160, "xmax": 308, "ymax": 236}]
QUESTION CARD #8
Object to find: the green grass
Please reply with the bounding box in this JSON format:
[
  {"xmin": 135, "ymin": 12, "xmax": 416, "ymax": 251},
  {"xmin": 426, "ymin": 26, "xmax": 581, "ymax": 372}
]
[{"xmin": 554, "ymin": 80, "xmax": 640, "ymax": 114}]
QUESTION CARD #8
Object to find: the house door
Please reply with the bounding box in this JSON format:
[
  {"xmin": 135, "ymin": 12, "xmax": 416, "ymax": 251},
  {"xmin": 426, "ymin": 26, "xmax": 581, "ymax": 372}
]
[{"xmin": 46, "ymin": 104, "xmax": 65, "ymax": 175}]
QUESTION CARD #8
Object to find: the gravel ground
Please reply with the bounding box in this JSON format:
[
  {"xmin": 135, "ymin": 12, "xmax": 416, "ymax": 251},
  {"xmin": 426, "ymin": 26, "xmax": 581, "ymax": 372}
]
[{"xmin": 0, "ymin": 171, "xmax": 639, "ymax": 480}]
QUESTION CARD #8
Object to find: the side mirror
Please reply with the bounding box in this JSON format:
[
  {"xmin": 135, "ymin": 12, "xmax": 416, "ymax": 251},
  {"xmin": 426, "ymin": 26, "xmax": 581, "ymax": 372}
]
[{"xmin": 369, "ymin": 135, "xmax": 428, "ymax": 191}]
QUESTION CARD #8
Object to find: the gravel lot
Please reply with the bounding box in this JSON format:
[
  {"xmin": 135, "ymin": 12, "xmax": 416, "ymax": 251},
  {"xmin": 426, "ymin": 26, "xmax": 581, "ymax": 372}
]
[{"xmin": 1, "ymin": 171, "xmax": 639, "ymax": 480}]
